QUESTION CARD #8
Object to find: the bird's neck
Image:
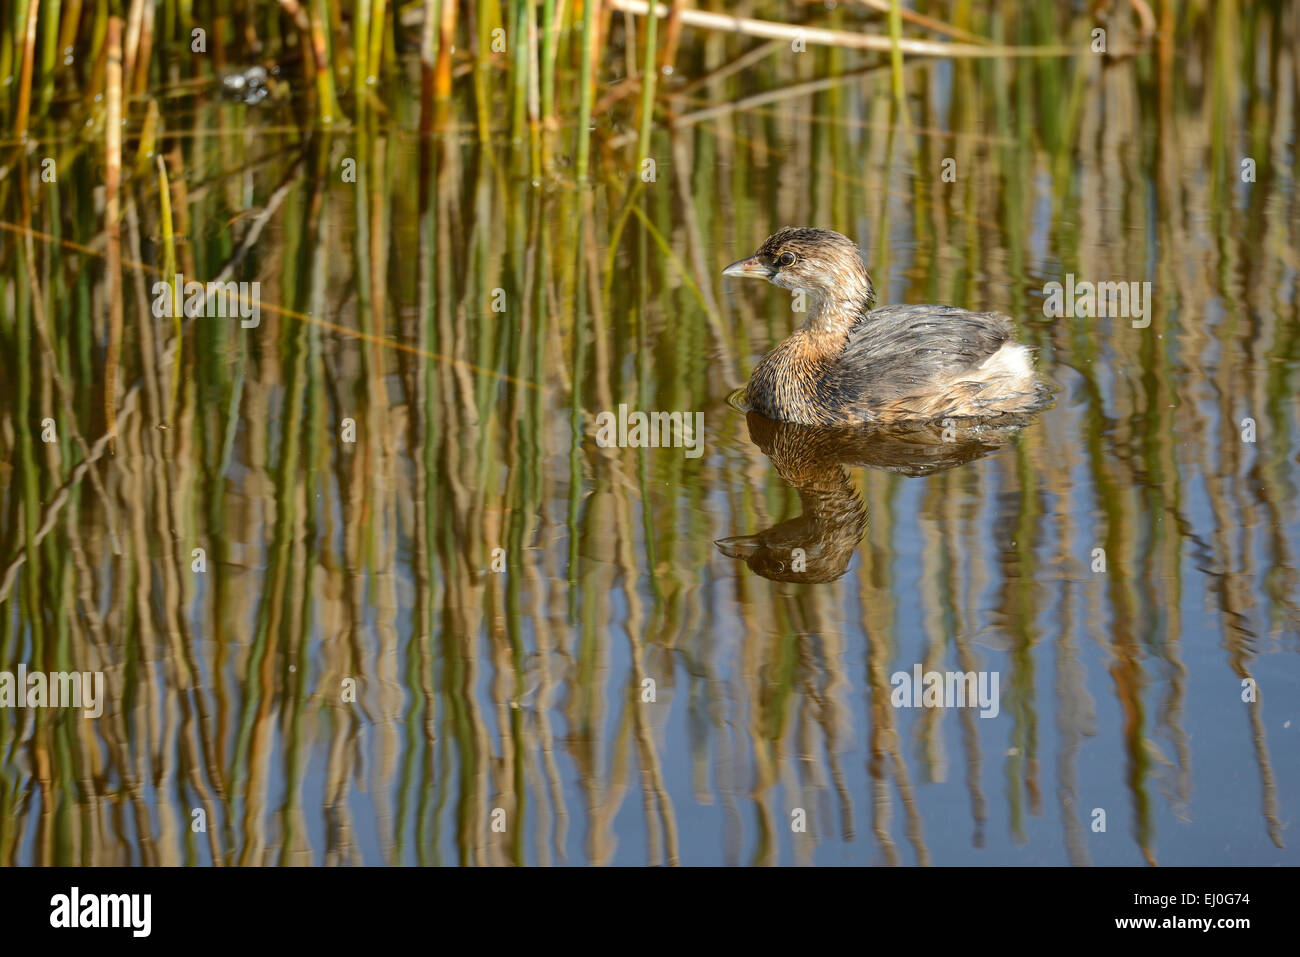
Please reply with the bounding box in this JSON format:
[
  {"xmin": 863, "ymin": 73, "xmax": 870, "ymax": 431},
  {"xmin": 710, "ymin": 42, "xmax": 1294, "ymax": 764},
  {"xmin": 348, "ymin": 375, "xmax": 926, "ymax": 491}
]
[{"xmin": 801, "ymin": 266, "xmax": 875, "ymax": 336}]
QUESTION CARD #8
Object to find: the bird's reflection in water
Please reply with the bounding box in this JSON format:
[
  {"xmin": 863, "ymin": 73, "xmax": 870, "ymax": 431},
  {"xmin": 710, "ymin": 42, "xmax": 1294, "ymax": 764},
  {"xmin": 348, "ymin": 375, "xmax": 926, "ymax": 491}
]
[{"xmin": 716, "ymin": 410, "xmax": 1041, "ymax": 583}]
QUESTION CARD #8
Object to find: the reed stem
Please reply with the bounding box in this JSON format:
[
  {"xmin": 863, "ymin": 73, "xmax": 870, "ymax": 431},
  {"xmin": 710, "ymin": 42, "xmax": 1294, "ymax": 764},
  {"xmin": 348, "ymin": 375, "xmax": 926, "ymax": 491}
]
[
  {"xmin": 419, "ymin": 0, "xmax": 436, "ymax": 132},
  {"xmin": 123, "ymin": 0, "xmax": 143, "ymax": 88},
  {"xmin": 354, "ymin": 0, "xmax": 371, "ymax": 96},
  {"xmin": 636, "ymin": 0, "xmax": 658, "ymax": 160},
  {"xmin": 308, "ymin": 0, "xmax": 342, "ymax": 122},
  {"xmin": 610, "ymin": 1, "xmax": 1081, "ymax": 57},
  {"xmin": 575, "ymin": 0, "xmax": 597, "ymax": 182},
  {"xmin": 434, "ymin": 0, "xmax": 457, "ymax": 99},
  {"xmin": 156, "ymin": 153, "xmax": 180, "ymax": 423},
  {"xmin": 367, "ymin": 0, "xmax": 386, "ymax": 87},
  {"xmin": 105, "ymin": 16, "xmax": 123, "ymax": 452},
  {"xmin": 512, "ymin": 0, "xmax": 529, "ymax": 143},
  {"xmin": 526, "ymin": 0, "xmax": 542, "ymax": 177},
  {"xmin": 38, "ymin": 0, "xmax": 61, "ymax": 113},
  {"xmin": 541, "ymin": 0, "xmax": 557, "ymax": 119},
  {"xmin": 14, "ymin": 0, "xmax": 40, "ymax": 139},
  {"xmin": 888, "ymin": 0, "xmax": 906, "ymax": 111}
]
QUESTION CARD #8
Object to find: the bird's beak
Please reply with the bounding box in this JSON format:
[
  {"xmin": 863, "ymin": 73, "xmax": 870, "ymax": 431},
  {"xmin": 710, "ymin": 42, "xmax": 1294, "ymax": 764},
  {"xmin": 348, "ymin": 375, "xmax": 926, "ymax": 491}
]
[
  {"xmin": 715, "ymin": 535, "xmax": 761, "ymax": 559},
  {"xmin": 722, "ymin": 255, "xmax": 775, "ymax": 280}
]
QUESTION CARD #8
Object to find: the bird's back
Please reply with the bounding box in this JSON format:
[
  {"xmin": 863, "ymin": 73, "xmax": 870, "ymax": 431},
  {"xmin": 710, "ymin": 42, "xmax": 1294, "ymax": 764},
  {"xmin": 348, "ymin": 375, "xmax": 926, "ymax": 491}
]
[
  {"xmin": 747, "ymin": 304, "xmax": 1048, "ymax": 426},
  {"xmin": 824, "ymin": 304, "xmax": 1043, "ymax": 423}
]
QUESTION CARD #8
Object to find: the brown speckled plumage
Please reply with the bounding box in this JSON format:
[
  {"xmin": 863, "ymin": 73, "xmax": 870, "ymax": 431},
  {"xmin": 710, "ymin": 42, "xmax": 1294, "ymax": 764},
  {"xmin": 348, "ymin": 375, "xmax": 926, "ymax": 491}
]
[{"xmin": 724, "ymin": 227, "xmax": 1050, "ymax": 427}]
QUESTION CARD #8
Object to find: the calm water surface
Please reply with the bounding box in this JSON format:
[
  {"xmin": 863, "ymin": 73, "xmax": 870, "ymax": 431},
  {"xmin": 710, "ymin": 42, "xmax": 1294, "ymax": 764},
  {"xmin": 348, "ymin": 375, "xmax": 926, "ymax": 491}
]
[{"xmin": 1, "ymin": 10, "xmax": 1298, "ymax": 866}]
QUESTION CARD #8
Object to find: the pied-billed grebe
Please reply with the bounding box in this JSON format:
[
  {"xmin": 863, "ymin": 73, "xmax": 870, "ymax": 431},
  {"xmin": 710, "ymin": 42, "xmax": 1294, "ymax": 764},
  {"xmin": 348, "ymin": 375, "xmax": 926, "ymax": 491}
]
[{"xmin": 724, "ymin": 227, "xmax": 1048, "ymax": 427}]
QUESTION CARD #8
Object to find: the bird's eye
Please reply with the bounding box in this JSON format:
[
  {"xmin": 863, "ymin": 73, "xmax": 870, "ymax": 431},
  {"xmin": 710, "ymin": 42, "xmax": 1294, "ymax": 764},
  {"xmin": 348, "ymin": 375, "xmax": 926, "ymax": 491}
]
[{"xmin": 778, "ymin": 252, "xmax": 797, "ymax": 267}]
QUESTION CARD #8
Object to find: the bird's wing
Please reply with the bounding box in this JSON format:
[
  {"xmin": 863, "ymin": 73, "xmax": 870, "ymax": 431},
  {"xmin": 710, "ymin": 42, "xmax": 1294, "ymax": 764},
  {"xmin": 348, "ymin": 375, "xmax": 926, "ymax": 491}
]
[{"xmin": 830, "ymin": 305, "xmax": 1015, "ymax": 401}]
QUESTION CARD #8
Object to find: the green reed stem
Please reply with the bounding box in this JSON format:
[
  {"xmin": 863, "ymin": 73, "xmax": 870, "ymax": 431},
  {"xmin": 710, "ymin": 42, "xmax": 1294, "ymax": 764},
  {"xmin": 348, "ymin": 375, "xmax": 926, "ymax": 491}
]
[
  {"xmin": 472, "ymin": 0, "xmax": 492, "ymax": 139},
  {"xmin": 308, "ymin": 0, "xmax": 342, "ymax": 123},
  {"xmin": 161, "ymin": 0, "xmax": 173, "ymax": 55},
  {"xmin": 88, "ymin": 0, "xmax": 107, "ymax": 91},
  {"xmin": 636, "ymin": 0, "xmax": 658, "ymax": 159},
  {"xmin": 38, "ymin": 0, "xmax": 61, "ymax": 113},
  {"xmin": 512, "ymin": 0, "xmax": 528, "ymax": 143},
  {"xmin": 354, "ymin": 0, "xmax": 371, "ymax": 95},
  {"xmin": 16, "ymin": 237, "xmax": 45, "ymax": 680},
  {"xmin": 541, "ymin": 0, "xmax": 557, "ymax": 119},
  {"xmin": 575, "ymin": 0, "xmax": 596, "ymax": 181},
  {"xmin": 156, "ymin": 153, "xmax": 180, "ymax": 423},
  {"xmin": 57, "ymin": 0, "xmax": 83, "ymax": 57},
  {"xmin": 888, "ymin": 0, "xmax": 906, "ymax": 113},
  {"xmin": 368, "ymin": 0, "xmax": 386, "ymax": 86},
  {"xmin": 0, "ymin": 3, "xmax": 16, "ymax": 90}
]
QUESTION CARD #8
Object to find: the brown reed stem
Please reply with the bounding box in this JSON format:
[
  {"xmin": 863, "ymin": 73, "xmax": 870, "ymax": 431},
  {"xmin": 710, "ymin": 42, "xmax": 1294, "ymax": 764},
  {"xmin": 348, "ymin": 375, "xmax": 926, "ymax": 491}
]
[
  {"xmin": 612, "ymin": 0, "xmax": 1083, "ymax": 57},
  {"xmin": 132, "ymin": 0, "xmax": 155, "ymax": 95},
  {"xmin": 434, "ymin": 0, "xmax": 458, "ymax": 99},
  {"xmin": 105, "ymin": 16, "xmax": 124, "ymax": 453},
  {"xmin": 656, "ymin": 0, "xmax": 684, "ymax": 76},
  {"xmin": 14, "ymin": 0, "xmax": 41, "ymax": 140},
  {"xmin": 123, "ymin": 0, "xmax": 144, "ymax": 89},
  {"xmin": 419, "ymin": 0, "xmax": 436, "ymax": 132}
]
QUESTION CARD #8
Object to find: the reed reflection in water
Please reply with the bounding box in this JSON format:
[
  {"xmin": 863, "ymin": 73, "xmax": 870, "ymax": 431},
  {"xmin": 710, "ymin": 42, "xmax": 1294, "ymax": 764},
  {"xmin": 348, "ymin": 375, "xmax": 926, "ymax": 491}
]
[{"xmin": 2, "ymin": 3, "xmax": 1299, "ymax": 867}]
